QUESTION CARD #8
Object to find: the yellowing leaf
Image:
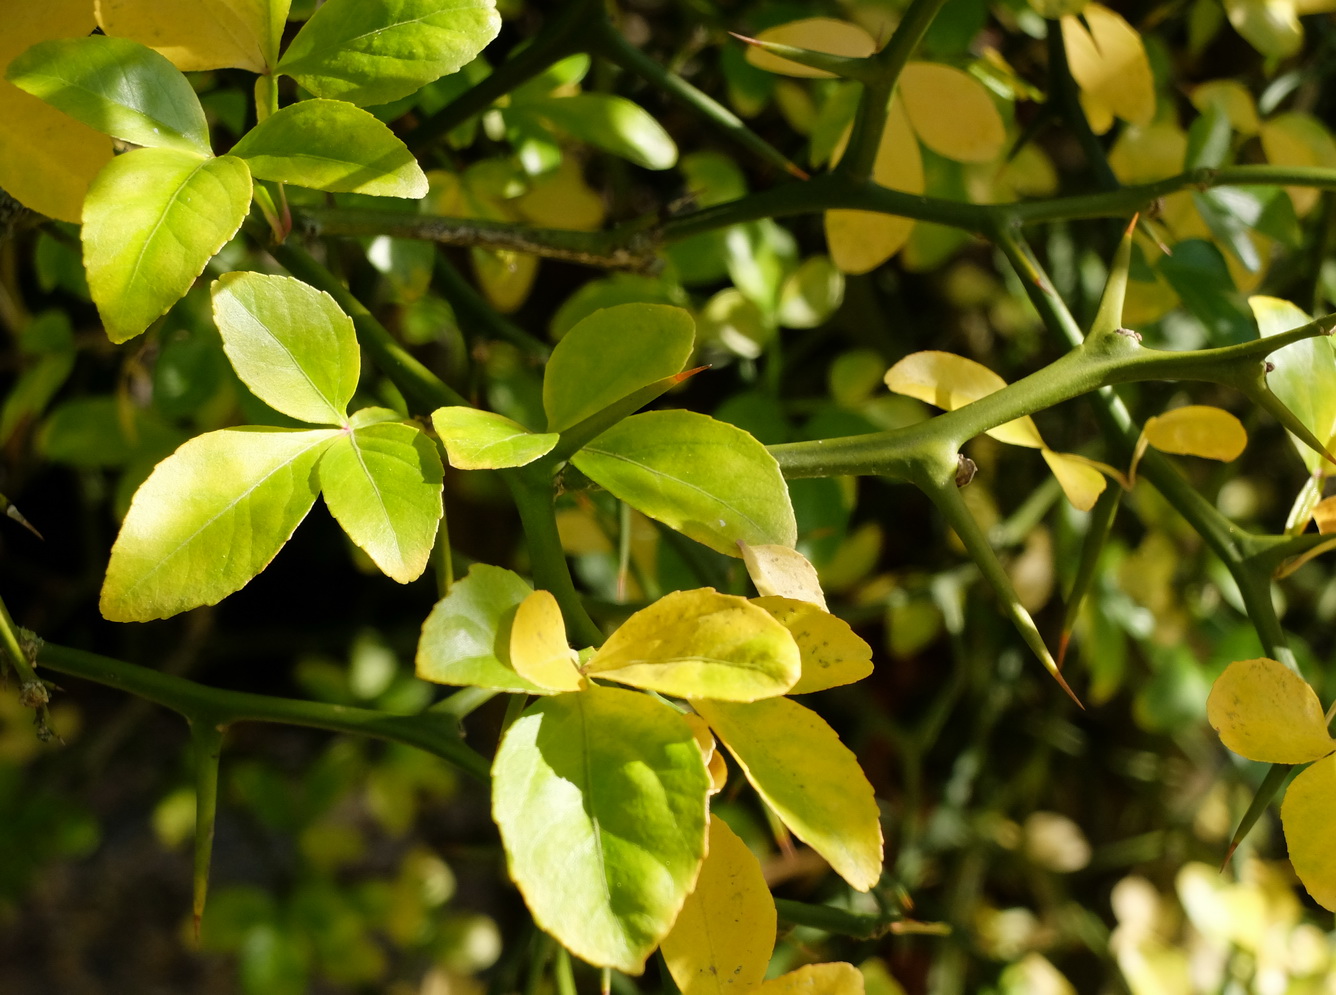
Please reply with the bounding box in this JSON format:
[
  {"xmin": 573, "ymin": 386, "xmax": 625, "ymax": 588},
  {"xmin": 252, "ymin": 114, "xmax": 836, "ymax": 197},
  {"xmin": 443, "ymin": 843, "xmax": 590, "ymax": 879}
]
[
  {"xmin": 1041, "ymin": 450, "xmax": 1108, "ymax": 512},
  {"xmin": 746, "ymin": 19, "xmax": 876, "ymax": 78},
  {"xmin": 825, "ymin": 97, "xmax": 922, "ymax": 274},
  {"xmin": 1280, "ymin": 753, "xmax": 1336, "ymax": 911},
  {"xmin": 740, "ymin": 543, "xmax": 827, "ymax": 610},
  {"xmin": 1144, "ymin": 406, "xmax": 1247, "ymax": 462},
  {"xmin": 0, "ymin": 0, "xmax": 95, "ymax": 65},
  {"xmin": 884, "ymin": 351, "xmax": 1044, "ymax": 447},
  {"xmin": 707, "ymin": 749, "xmax": 728, "ymax": 794},
  {"xmin": 695, "ymin": 697, "xmax": 882, "ymax": 890},
  {"xmin": 473, "ymin": 247, "xmax": 538, "ymax": 314},
  {"xmin": 586, "ymin": 589, "xmax": 801, "ymax": 701},
  {"xmin": 1061, "ymin": 4, "xmax": 1155, "ymax": 131},
  {"xmin": 95, "ymin": 0, "xmax": 289, "ymax": 73},
  {"xmin": 1207, "ymin": 657, "xmax": 1336, "ymax": 764},
  {"xmin": 1313, "ymin": 496, "xmax": 1336, "ymax": 533},
  {"xmin": 1260, "ymin": 112, "xmax": 1336, "ymax": 216},
  {"xmin": 1191, "ymin": 80, "xmax": 1260, "ymax": 136},
  {"xmin": 510, "ymin": 590, "xmax": 584, "ymax": 692},
  {"xmin": 899, "ymin": 63, "xmax": 1005, "ymax": 164},
  {"xmin": 756, "ymin": 962, "xmax": 865, "ymax": 995},
  {"xmin": 661, "ymin": 818, "xmax": 776, "ymax": 995},
  {"xmin": 515, "ymin": 158, "xmax": 606, "ymax": 231},
  {"xmin": 1108, "ymin": 122, "xmax": 1187, "ymax": 185},
  {"xmin": 753, "ymin": 597, "xmax": 872, "ymax": 694}
]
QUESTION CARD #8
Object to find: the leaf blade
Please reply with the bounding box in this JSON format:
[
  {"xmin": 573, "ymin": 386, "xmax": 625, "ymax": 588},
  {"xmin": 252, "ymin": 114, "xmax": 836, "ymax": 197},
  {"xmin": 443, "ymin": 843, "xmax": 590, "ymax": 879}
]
[{"xmin": 1207, "ymin": 657, "xmax": 1336, "ymax": 764}]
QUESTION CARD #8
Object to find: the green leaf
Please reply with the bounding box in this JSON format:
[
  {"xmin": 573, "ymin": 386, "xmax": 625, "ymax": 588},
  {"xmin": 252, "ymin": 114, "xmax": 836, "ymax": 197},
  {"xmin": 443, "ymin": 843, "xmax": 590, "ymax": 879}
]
[
  {"xmin": 100, "ymin": 427, "xmax": 340, "ymax": 622},
  {"xmin": 571, "ymin": 410, "xmax": 797, "ymax": 557},
  {"xmin": 694, "ymin": 697, "xmax": 882, "ymax": 890},
  {"xmin": 585, "ymin": 589, "xmax": 801, "ymax": 701},
  {"xmin": 1252, "ymin": 295, "xmax": 1336, "ymax": 471},
  {"xmin": 543, "ymin": 303, "xmax": 695, "ymax": 432},
  {"xmin": 514, "ymin": 94, "xmax": 678, "ymax": 170},
  {"xmin": 317, "ymin": 422, "xmax": 443, "ymax": 583},
  {"xmin": 228, "ymin": 99, "xmax": 427, "ymax": 197},
  {"xmin": 276, "ymin": 0, "xmax": 502, "ymax": 107},
  {"xmin": 211, "ymin": 272, "xmax": 360, "ymax": 425},
  {"xmin": 7, "ymin": 36, "xmax": 212, "ymax": 155},
  {"xmin": 415, "ymin": 564, "xmax": 550, "ymax": 694},
  {"xmin": 84, "ymin": 149, "xmax": 251, "ymax": 344},
  {"xmin": 431, "ymin": 407, "xmax": 559, "ymax": 469},
  {"xmin": 492, "ymin": 685, "xmax": 709, "ymax": 973}
]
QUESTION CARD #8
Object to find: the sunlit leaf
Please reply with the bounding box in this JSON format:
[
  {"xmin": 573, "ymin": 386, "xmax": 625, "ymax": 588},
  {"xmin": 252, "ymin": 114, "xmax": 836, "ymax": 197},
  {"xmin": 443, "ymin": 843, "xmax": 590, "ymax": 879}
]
[
  {"xmin": 415, "ymin": 564, "xmax": 551, "ymax": 694},
  {"xmin": 694, "ymin": 697, "xmax": 882, "ymax": 890},
  {"xmin": 899, "ymin": 62, "xmax": 1005, "ymax": 164},
  {"xmin": 741, "ymin": 543, "xmax": 828, "ymax": 609},
  {"xmin": 84, "ymin": 149, "xmax": 251, "ymax": 343},
  {"xmin": 752, "ymin": 597, "xmax": 872, "ymax": 694},
  {"xmin": 756, "ymin": 963, "xmax": 865, "ymax": 995},
  {"xmin": 825, "ymin": 97, "xmax": 922, "ymax": 274},
  {"xmin": 100, "ymin": 427, "xmax": 339, "ymax": 621},
  {"xmin": 0, "ymin": 85, "xmax": 113, "ymax": 223},
  {"xmin": 745, "ymin": 18, "xmax": 876, "ymax": 78},
  {"xmin": 1281, "ymin": 753, "xmax": 1336, "ymax": 911},
  {"xmin": 508, "ymin": 590, "xmax": 584, "ymax": 692},
  {"xmin": 431, "ymin": 407, "xmax": 558, "ymax": 470},
  {"xmin": 1259, "ymin": 112, "xmax": 1336, "ymax": 216},
  {"xmin": 884, "ymin": 351, "xmax": 1045, "ymax": 447},
  {"xmin": 1250, "ymin": 295, "xmax": 1336, "ymax": 471},
  {"xmin": 585, "ymin": 588, "xmax": 801, "ymax": 701},
  {"xmin": 1222, "ymin": 0, "xmax": 1303, "ymax": 58},
  {"xmin": 228, "ymin": 99, "xmax": 428, "ymax": 197},
  {"xmin": 1061, "ymin": 4, "xmax": 1155, "ymax": 131},
  {"xmin": 492, "ymin": 686, "xmax": 709, "ymax": 973},
  {"xmin": 277, "ymin": 0, "xmax": 501, "ymax": 106},
  {"xmin": 661, "ymin": 817, "xmax": 776, "ymax": 995},
  {"xmin": 317, "ymin": 422, "xmax": 444, "ymax": 583},
  {"xmin": 1143, "ymin": 406, "xmax": 1247, "ymax": 462},
  {"xmin": 211, "ymin": 272, "xmax": 360, "ymax": 425},
  {"xmin": 572, "ymin": 410, "xmax": 797, "ymax": 557},
  {"xmin": 96, "ymin": 0, "xmax": 289, "ymax": 73},
  {"xmin": 1207, "ymin": 657, "xmax": 1336, "ymax": 764},
  {"xmin": 7, "ymin": 36, "xmax": 212, "ymax": 154},
  {"xmin": 543, "ymin": 303, "xmax": 695, "ymax": 433},
  {"xmin": 1041, "ymin": 450, "xmax": 1109, "ymax": 512}
]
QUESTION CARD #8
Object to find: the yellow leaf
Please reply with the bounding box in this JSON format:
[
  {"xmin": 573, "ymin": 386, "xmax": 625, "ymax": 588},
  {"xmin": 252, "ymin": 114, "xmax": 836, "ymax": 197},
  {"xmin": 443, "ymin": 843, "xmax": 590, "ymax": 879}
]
[
  {"xmin": 509, "ymin": 590, "xmax": 584, "ymax": 693},
  {"xmin": 96, "ymin": 0, "xmax": 287, "ymax": 73},
  {"xmin": 0, "ymin": 85, "xmax": 114, "ymax": 223},
  {"xmin": 661, "ymin": 818, "xmax": 776, "ymax": 995},
  {"xmin": 899, "ymin": 62, "xmax": 1005, "ymax": 164},
  {"xmin": 1143, "ymin": 405, "xmax": 1247, "ymax": 461},
  {"xmin": 1041, "ymin": 450, "xmax": 1108, "ymax": 512},
  {"xmin": 472, "ymin": 247, "xmax": 538, "ymax": 314},
  {"xmin": 740, "ymin": 543, "xmax": 828, "ymax": 609},
  {"xmin": 695, "ymin": 697, "xmax": 883, "ymax": 890},
  {"xmin": 707, "ymin": 749, "xmax": 728, "ymax": 794},
  {"xmin": 756, "ymin": 963, "xmax": 865, "ymax": 995},
  {"xmin": 824, "ymin": 97, "xmax": 922, "ymax": 274},
  {"xmin": 753, "ymin": 597, "xmax": 872, "ymax": 694},
  {"xmin": 1061, "ymin": 4, "xmax": 1155, "ymax": 129},
  {"xmin": 515, "ymin": 159, "xmax": 606, "ymax": 231},
  {"xmin": 883, "ymin": 351, "xmax": 1045, "ymax": 448},
  {"xmin": 746, "ymin": 18, "xmax": 876, "ymax": 78},
  {"xmin": 1206, "ymin": 658, "xmax": 1336, "ymax": 764},
  {"xmin": 0, "ymin": 0, "xmax": 95, "ymax": 65},
  {"xmin": 1260, "ymin": 112, "xmax": 1336, "ymax": 216},
  {"xmin": 1313, "ymin": 496, "xmax": 1336, "ymax": 533},
  {"xmin": 1280, "ymin": 753, "xmax": 1336, "ymax": 911},
  {"xmin": 1191, "ymin": 80, "xmax": 1260, "ymax": 136},
  {"xmin": 586, "ymin": 589, "xmax": 801, "ymax": 701},
  {"xmin": 1108, "ymin": 122, "xmax": 1188, "ymax": 185}
]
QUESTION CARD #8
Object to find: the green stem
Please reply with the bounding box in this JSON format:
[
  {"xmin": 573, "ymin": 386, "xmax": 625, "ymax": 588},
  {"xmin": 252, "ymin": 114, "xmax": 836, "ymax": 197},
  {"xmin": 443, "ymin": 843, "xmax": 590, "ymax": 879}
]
[
  {"xmin": 265, "ymin": 238, "xmax": 468, "ymax": 412},
  {"xmin": 773, "ymin": 898, "xmax": 898, "ymax": 939},
  {"xmin": 190, "ymin": 720, "xmax": 223, "ymax": 939},
  {"xmin": 36, "ymin": 643, "xmax": 491, "ymax": 782},
  {"xmin": 503, "ymin": 467, "xmax": 604, "ymax": 648},
  {"xmin": 0, "ymin": 590, "xmax": 41, "ymax": 693}
]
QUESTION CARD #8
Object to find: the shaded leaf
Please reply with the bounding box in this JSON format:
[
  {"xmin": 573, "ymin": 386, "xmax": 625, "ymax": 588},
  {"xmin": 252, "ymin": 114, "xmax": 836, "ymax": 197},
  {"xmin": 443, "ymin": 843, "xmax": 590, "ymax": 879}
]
[
  {"xmin": 100, "ymin": 427, "xmax": 339, "ymax": 621},
  {"xmin": 586, "ymin": 589, "xmax": 801, "ymax": 701},
  {"xmin": 694, "ymin": 697, "xmax": 882, "ymax": 890},
  {"xmin": 518, "ymin": 94, "xmax": 677, "ymax": 170},
  {"xmin": 1207, "ymin": 657, "xmax": 1335, "ymax": 764},
  {"xmin": 899, "ymin": 62, "xmax": 1005, "ymax": 164},
  {"xmin": 492, "ymin": 686, "xmax": 709, "ymax": 973},
  {"xmin": 746, "ymin": 19, "xmax": 875, "ymax": 78},
  {"xmin": 212, "ymin": 272, "xmax": 360, "ymax": 425}
]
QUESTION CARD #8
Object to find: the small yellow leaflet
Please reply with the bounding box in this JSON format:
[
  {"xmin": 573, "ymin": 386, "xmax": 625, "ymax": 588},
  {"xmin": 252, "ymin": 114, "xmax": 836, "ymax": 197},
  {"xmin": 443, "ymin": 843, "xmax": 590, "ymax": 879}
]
[{"xmin": 509, "ymin": 590, "xmax": 584, "ymax": 692}]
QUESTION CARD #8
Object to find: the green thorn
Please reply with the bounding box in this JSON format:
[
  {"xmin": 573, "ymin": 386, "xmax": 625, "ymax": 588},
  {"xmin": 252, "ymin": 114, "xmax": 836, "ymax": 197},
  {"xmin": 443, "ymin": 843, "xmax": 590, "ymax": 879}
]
[
  {"xmin": 190, "ymin": 721, "xmax": 225, "ymax": 944},
  {"xmin": 1058, "ymin": 485, "xmax": 1123, "ymax": 666},
  {"xmin": 728, "ymin": 32, "xmax": 880, "ymax": 84},
  {"xmin": 1224, "ymin": 762, "xmax": 1294, "ymax": 870}
]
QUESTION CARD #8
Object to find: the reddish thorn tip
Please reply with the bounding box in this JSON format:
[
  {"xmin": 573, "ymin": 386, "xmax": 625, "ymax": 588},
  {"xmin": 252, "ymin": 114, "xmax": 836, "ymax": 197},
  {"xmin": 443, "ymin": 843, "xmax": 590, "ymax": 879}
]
[
  {"xmin": 1052, "ymin": 667, "xmax": 1085, "ymax": 710},
  {"xmin": 1056, "ymin": 630, "xmax": 1071, "ymax": 670},
  {"xmin": 786, "ymin": 162, "xmax": 812, "ymax": 180},
  {"xmin": 1220, "ymin": 841, "xmax": 1239, "ymax": 873}
]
